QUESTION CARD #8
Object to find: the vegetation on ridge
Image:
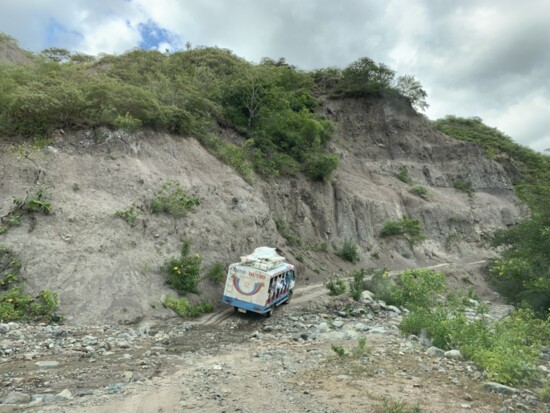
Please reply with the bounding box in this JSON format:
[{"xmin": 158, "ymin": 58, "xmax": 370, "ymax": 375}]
[
  {"xmin": 0, "ymin": 32, "xmax": 428, "ymax": 182},
  {"xmin": 435, "ymin": 116, "xmax": 550, "ymax": 317}
]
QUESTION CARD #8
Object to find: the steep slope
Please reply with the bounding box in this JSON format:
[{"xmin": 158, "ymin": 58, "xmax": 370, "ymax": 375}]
[{"xmin": 0, "ymin": 96, "xmax": 524, "ymax": 324}]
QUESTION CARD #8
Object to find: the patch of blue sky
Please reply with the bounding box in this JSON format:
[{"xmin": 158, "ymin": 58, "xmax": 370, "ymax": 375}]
[
  {"xmin": 138, "ymin": 19, "xmax": 181, "ymax": 52},
  {"xmin": 46, "ymin": 18, "xmax": 82, "ymax": 49}
]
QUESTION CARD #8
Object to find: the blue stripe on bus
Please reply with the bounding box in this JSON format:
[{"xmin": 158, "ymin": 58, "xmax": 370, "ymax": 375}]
[{"xmin": 222, "ymin": 293, "xmax": 289, "ymax": 314}]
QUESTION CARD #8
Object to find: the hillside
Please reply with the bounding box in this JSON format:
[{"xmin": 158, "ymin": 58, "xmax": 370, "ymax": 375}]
[
  {"xmin": 0, "ymin": 93, "xmax": 524, "ymax": 324},
  {"xmin": 2, "ymin": 33, "xmax": 550, "ymax": 413}
]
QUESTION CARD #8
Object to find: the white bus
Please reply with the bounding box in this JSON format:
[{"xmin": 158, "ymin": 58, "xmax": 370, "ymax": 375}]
[{"xmin": 222, "ymin": 247, "xmax": 295, "ymax": 317}]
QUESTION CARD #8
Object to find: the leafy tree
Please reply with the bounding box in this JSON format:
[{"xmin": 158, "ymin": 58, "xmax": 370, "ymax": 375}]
[
  {"xmin": 339, "ymin": 57, "xmax": 395, "ymax": 97},
  {"xmin": 395, "ymin": 75, "xmax": 429, "ymax": 111},
  {"xmin": 41, "ymin": 47, "xmax": 71, "ymax": 62}
]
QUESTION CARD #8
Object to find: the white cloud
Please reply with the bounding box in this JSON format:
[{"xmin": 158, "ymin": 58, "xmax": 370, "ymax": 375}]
[{"xmin": 0, "ymin": 0, "xmax": 549, "ymax": 152}]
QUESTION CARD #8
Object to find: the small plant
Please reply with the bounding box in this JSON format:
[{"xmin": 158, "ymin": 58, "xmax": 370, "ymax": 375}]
[
  {"xmin": 374, "ymin": 397, "xmax": 422, "ymax": 413},
  {"xmin": 150, "ymin": 180, "xmax": 200, "ymax": 217},
  {"xmin": 274, "ymin": 218, "xmax": 301, "ymax": 246},
  {"xmin": 0, "ymin": 226, "xmax": 6, "ymax": 235},
  {"xmin": 349, "ymin": 268, "xmax": 366, "ymax": 301},
  {"xmin": 113, "ymin": 112, "xmax": 142, "ymax": 132},
  {"xmin": 114, "ymin": 204, "xmax": 142, "ymax": 225},
  {"xmin": 351, "ymin": 336, "xmax": 371, "ymax": 358},
  {"xmin": 370, "ymin": 251, "xmax": 380, "ymax": 259},
  {"xmin": 0, "ymin": 246, "xmax": 60, "ymax": 322},
  {"xmin": 453, "ymin": 179, "xmax": 475, "ymax": 197},
  {"xmin": 162, "ymin": 240, "xmax": 202, "ymax": 295},
  {"xmin": 325, "ymin": 276, "xmax": 347, "ymax": 296},
  {"xmin": 396, "ymin": 166, "xmax": 412, "ymax": 184},
  {"xmin": 307, "ymin": 242, "xmax": 328, "ymax": 252},
  {"xmin": 380, "ymin": 217, "xmax": 425, "ymax": 246},
  {"xmin": 1, "ymin": 188, "xmax": 52, "ymax": 234},
  {"xmin": 409, "ymin": 185, "xmax": 431, "ymax": 200},
  {"xmin": 294, "ymin": 253, "xmax": 304, "ymax": 262},
  {"xmin": 331, "ymin": 344, "xmax": 346, "ymax": 358},
  {"xmin": 163, "ymin": 296, "xmax": 213, "ymax": 318},
  {"xmin": 206, "ymin": 261, "xmax": 225, "ymax": 283},
  {"xmin": 541, "ymin": 380, "xmax": 550, "ymax": 403},
  {"xmin": 337, "ymin": 237, "xmax": 359, "ymax": 263}
]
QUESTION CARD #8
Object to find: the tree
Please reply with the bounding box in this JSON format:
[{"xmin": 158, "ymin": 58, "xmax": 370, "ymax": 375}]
[
  {"xmin": 395, "ymin": 75, "xmax": 429, "ymax": 111},
  {"xmin": 491, "ymin": 188, "xmax": 550, "ymax": 317},
  {"xmin": 41, "ymin": 47, "xmax": 71, "ymax": 63},
  {"xmin": 340, "ymin": 57, "xmax": 395, "ymax": 96}
]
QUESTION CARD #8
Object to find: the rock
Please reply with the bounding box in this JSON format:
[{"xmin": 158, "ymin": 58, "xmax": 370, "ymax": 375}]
[
  {"xmin": 354, "ymin": 322, "xmax": 369, "ymax": 332},
  {"xmin": 0, "ymin": 323, "xmax": 10, "ymax": 334},
  {"xmin": 343, "ymin": 330, "xmax": 359, "ymax": 340},
  {"xmin": 368, "ymin": 302, "xmax": 381, "ymax": 312},
  {"xmin": 350, "ymin": 308, "xmax": 364, "ymax": 317},
  {"xmin": 463, "ymin": 394, "xmax": 473, "ymax": 401},
  {"xmin": 445, "ymin": 349, "xmax": 463, "ymax": 360},
  {"xmin": 331, "ymin": 321, "xmax": 344, "ymax": 329},
  {"xmin": 427, "ymin": 346, "xmax": 445, "ymax": 357},
  {"xmin": 387, "ymin": 305, "xmax": 401, "ymax": 314},
  {"xmin": 35, "ymin": 360, "xmax": 60, "ymax": 368},
  {"xmin": 55, "ymin": 389, "xmax": 72, "ymax": 401},
  {"xmin": 460, "ymin": 404, "xmax": 471, "ymax": 409},
  {"xmin": 368, "ymin": 327, "xmax": 386, "ymax": 334},
  {"xmin": 484, "ymin": 382, "xmax": 518, "ymax": 395},
  {"xmin": 3, "ymin": 391, "xmax": 31, "ymax": 404},
  {"xmin": 360, "ymin": 290, "xmax": 375, "ymax": 302},
  {"xmin": 317, "ymin": 322, "xmax": 329, "ymax": 332},
  {"xmin": 122, "ymin": 371, "xmax": 134, "ymax": 383}
]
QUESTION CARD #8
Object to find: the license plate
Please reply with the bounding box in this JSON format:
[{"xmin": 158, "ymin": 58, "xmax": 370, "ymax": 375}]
[{"xmin": 237, "ymin": 308, "xmax": 247, "ymax": 313}]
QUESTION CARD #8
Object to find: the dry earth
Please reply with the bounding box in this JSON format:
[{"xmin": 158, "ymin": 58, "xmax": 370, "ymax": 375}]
[{"xmin": 0, "ymin": 261, "xmax": 548, "ymax": 413}]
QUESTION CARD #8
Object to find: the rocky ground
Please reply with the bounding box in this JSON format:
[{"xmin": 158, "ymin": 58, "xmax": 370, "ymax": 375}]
[{"xmin": 0, "ymin": 284, "xmax": 549, "ymax": 413}]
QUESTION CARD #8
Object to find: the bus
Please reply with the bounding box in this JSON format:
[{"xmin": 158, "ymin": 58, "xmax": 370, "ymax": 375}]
[{"xmin": 222, "ymin": 247, "xmax": 295, "ymax": 317}]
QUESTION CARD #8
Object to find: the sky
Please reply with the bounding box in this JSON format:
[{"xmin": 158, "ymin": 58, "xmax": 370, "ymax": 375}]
[{"xmin": 1, "ymin": 0, "xmax": 549, "ymax": 152}]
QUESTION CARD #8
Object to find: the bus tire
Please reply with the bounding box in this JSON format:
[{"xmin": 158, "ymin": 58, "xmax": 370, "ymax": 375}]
[{"xmin": 265, "ymin": 308, "xmax": 273, "ymax": 318}]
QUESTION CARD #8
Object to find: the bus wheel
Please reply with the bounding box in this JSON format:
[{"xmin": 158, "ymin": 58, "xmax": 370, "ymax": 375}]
[{"xmin": 265, "ymin": 308, "xmax": 273, "ymax": 318}]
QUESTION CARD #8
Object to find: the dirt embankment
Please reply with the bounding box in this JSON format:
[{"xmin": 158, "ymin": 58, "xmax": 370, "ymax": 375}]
[{"xmin": 0, "ymin": 96, "xmax": 524, "ymax": 324}]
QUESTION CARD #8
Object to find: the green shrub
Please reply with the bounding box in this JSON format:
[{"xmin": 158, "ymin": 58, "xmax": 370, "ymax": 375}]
[
  {"xmin": 374, "ymin": 397, "xmax": 422, "ymax": 413},
  {"xmin": 398, "ymin": 283, "xmax": 550, "ymax": 386},
  {"xmin": 114, "ymin": 204, "xmax": 141, "ymax": 225},
  {"xmin": 337, "ymin": 237, "xmax": 359, "ymax": 263},
  {"xmin": 207, "ymin": 261, "xmax": 225, "ymax": 283},
  {"xmin": 162, "ymin": 240, "xmax": 201, "ymax": 295},
  {"xmin": 380, "ymin": 217, "xmax": 425, "ymax": 246},
  {"xmin": 367, "ymin": 268, "xmax": 445, "ymax": 309},
  {"xmin": 163, "ymin": 296, "xmax": 213, "ymax": 318},
  {"xmin": 453, "ymin": 179, "xmax": 475, "ymax": 197},
  {"xmin": 349, "ymin": 268, "xmax": 366, "ymax": 301},
  {"xmin": 325, "ymin": 276, "xmax": 347, "ymax": 296},
  {"xmin": 380, "ymin": 221, "xmax": 403, "ymax": 237},
  {"xmin": 541, "ymin": 381, "xmax": 550, "ymax": 402},
  {"xmin": 0, "ymin": 245, "xmax": 60, "ymax": 322},
  {"xmin": 274, "ymin": 218, "xmax": 301, "ymax": 246},
  {"xmin": 396, "ymin": 166, "xmax": 412, "ymax": 184},
  {"xmin": 150, "ymin": 180, "xmax": 200, "ymax": 217},
  {"xmin": 331, "ymin": 344, "xmax": 346, "ymax": 357},
  {"xmin": 113, "ymin": 112, "xmax": 142, "ymax": 132},
  {"xmin": 303, "ymin": 153, "xmax": 339, "ymax": 181},
  {"xmin": 409, "ymin": 185, "xmax": 431, "ymax": 200},
  {"xmin": 0, "ymin": 226, "xmax": 6, "ymax": 234},
  {"xmin": 307, "ymin": 242, "xmax": 328, "ymax": 253}
]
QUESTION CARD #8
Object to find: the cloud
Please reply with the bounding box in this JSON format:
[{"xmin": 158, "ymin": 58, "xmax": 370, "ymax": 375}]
[{"xmin": 0, "ymin": 0, "xmax": 548, "ymax": 152}]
